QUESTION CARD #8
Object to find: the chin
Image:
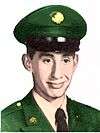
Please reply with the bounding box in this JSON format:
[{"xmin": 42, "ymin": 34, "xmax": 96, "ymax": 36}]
[
  {"xmin": 49, "ymin": 89, "xmax": 67, "ymax": 98},
  {"xmin": 49, "ymin": 93, "xmax": 65, "ymax": 100}
]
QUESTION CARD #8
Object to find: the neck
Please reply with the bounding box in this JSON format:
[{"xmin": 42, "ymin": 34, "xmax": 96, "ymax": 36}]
[{"xmin": 50, "ymin": 95, "xmax": 66, "ymax": 109}]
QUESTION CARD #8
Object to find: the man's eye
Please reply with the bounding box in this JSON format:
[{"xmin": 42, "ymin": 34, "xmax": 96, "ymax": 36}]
[
  {"xmin": 63, "ymin": 59, "xmax": 70, "ymax": 63},
  {"xmin": 43, "ymin": 59, "xmax": 51, "ymax": 63}
]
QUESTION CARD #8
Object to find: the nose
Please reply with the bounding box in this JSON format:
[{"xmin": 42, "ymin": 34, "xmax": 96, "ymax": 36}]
[{"xmin": 51, "ymin": 61, "xmax": 63, "ymax": 80}]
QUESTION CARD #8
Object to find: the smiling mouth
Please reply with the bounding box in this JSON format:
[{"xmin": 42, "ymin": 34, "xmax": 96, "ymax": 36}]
[{"xmin": 47, "ymin": 82, "xmax": 65, "ymax": 89}]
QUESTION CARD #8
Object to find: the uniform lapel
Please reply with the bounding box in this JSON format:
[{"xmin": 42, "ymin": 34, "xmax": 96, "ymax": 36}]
[
  {"xmin": 67, "ymin": 97, "xmax": 83, "ymax": 131},
  {"xmin": 21, "ymin": 90, "xmax": 54, "ymax": 132}
]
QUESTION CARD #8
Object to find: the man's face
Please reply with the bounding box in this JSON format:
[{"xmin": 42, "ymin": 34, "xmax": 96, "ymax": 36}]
[{"xmin": 23, "ymin": 51, "xmax": 78, "ymax": 101}]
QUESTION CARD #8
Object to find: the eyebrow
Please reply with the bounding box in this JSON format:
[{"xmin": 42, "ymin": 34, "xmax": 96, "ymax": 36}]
[
  {"xmin": 39, "ymin": 52, "xmax": 54, "ymax": 58},
  {"xmin": 61, "ymin": 52, "xmax": 72, "ymax": 56},
  {"xmin": 63, "ymin": 52, "xmax": 75, "ymax": 58}
]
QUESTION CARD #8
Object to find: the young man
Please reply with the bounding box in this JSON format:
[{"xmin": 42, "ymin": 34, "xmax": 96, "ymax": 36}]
[{"xmin": 1, "ymin": 5, "xmax": 100, "ymax": 132}]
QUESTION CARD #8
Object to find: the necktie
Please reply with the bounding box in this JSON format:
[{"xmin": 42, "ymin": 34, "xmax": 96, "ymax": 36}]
[{"xmin": 55, "ymin": 108, "xmax": 69, "ymax": 132}]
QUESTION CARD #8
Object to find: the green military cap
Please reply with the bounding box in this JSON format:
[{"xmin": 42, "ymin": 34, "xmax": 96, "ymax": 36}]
[{"xmin": 14, "ymin": 5, "xmax": 87, "ymax": 52}]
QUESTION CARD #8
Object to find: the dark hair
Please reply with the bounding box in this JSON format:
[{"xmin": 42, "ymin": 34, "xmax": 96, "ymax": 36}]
[
  {"xmin": 26, "ymin": 45, "xmax": 75, "ymax": 60},
  {"xmin": 26, "ymin": 37, "xmax": 79, "ymax": 59},
  {"xmin": 26, "ymin": 46, "xmax": 36, "ymax": 59}
]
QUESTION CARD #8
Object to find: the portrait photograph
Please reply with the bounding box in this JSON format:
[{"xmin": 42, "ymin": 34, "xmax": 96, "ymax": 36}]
[{"xmin": 0, "ymin": 0, "xmax": 100, "ymax": 132}]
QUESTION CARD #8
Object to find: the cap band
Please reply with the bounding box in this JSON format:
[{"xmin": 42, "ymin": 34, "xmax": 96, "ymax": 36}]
[{"xmin": 26, "ymin": 37, "xmax": 80, "ymax": 52}]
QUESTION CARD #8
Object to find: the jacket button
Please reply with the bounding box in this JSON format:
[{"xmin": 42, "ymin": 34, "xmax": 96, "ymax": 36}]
[
  {"xmin": 16, "ymin": 102, "xmax": 21, "ymax": 107},
  {"xmin": 76, "ymin": 115, "xmax": 79, "ymax": 119}
]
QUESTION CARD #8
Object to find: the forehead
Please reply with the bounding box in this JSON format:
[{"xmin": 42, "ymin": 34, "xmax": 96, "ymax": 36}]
[{"xmin": 35, "ymin": 51, "xmax": 74, "ymax": 58}]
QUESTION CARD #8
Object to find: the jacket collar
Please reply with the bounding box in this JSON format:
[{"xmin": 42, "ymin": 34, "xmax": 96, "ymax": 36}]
[{"xmin": 67, "ymin": 97, "xmax": 82, "ymax": 131}]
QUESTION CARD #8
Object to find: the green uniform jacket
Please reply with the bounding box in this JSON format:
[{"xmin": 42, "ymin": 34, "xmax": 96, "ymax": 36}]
[{"xmin": 1, "ymin": 90, "xmax": 100, "ymax": 132}]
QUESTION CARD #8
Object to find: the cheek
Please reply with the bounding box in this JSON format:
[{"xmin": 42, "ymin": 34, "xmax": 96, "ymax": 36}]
[
  {"xmin": 63, "ymin": 64, "xmax": 75, "ymax": 76},
  {"xmin": 35, "ymin": 62, "xmax": 52, "ymax": 81}
]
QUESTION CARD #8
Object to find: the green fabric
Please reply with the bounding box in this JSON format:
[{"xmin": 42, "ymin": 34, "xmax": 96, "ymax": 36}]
[
  {"xmin": 14, "ymin": 5, "xmax": 87, "ymax": 44},
  {"xmin": 1, "ymin": 90, "xmax": 100, "ymax": 132}
]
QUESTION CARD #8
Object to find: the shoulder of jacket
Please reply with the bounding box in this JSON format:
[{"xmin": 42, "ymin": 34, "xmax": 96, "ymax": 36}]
[
  {"xmin": 67, "ymin": 97, "xmax": 100, "ymax": 131},
  {"xmin": 1, "ymin": 100, "xmax": 23, "ymax": 118},
  {"xmin": 68, "ymin": 97, "xmax": 100, "ymax": 116}
]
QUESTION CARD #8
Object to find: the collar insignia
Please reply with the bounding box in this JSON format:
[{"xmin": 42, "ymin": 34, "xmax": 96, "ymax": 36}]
[{"xmin": 29, "ymin": 116, "xmax": 37, "ymax": 125}]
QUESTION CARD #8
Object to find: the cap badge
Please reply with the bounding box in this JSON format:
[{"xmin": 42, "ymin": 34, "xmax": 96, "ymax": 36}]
[{"xmin": 50, "ymin": 11, "xmax": 64, "ymax": 24}]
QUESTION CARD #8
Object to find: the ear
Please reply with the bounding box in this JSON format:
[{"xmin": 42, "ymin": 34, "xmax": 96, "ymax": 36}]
[
  {"xmin": 73, "ymin": 54, "xmax": 79, "ymax": 72},
  {"xmin": 22, "ymin": 54, "xmax": 33, "ymax": 72}
]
